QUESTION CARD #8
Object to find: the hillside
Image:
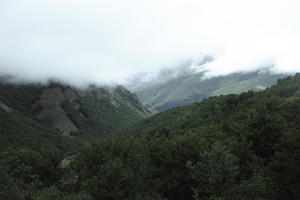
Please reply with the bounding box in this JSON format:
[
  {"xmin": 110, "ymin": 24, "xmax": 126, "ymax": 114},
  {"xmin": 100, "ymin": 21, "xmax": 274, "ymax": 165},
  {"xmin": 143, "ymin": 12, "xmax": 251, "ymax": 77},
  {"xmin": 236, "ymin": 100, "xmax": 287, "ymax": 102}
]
[
  {"xmin": 0, "ymin": 80, "xmax": 152, "ymax": 199},
  {"xmin": 1, "ymin": 75, "xmax": 299, "ymax": 200},
  {"xmin": 0, "ymin": 81, "xmax": 150, "ymax": 151},
  {"xmin": 131, "ymin": 66, "xmax": 288, "ymax": 111},
  {"xmin": 74, "ymin": 74, "xmax": 300, "ymax": 200}
]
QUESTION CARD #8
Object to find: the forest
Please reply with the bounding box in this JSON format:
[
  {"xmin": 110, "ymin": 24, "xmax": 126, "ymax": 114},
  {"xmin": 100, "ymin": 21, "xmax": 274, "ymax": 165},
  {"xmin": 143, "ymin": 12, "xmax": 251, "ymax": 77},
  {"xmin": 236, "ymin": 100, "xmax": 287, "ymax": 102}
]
[{"xmin": 0, "ymin": 74, "xmax": 300, "ymax": 200}]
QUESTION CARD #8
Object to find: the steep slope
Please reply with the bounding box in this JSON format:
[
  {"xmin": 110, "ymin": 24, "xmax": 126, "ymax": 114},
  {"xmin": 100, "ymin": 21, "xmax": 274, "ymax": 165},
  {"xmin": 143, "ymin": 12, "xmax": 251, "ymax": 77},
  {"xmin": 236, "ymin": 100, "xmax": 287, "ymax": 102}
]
[
  {"xmin": 127, "ymin": 74, "xmax": 300, "ymax": 137},
  {"xmin": 0, "ymin": 102, "xmax": 76, "ymax": 155},
  {"xmin": 0, "ymin": 81, "xmax": 150, "ymax": 150},
  {"xmin": 131, "ymin": 66, "xmax": 288, "ymax": 111},
  {"xmin": 0, "ymin": 80, "xmax": 151, "ymax": 199},
  {"xmin": 1, "ymin": 75, "xmax": 299, "ymax": 200},
  {"xmin": 87, "ymin": 74, "xmax": 298, "ymax": 199}
]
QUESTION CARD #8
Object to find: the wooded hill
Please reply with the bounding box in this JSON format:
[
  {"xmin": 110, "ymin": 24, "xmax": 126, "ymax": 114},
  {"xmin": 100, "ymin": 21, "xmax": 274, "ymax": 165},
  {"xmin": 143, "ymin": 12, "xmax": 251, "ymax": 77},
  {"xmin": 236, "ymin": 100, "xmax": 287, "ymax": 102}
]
[
  {"xmin": 0, "ymin": 74, "xmax": 299, "ymax": 200},
  {"xmin": 0, "ymin": 80, "xmax": 149, "ymax": 156}
]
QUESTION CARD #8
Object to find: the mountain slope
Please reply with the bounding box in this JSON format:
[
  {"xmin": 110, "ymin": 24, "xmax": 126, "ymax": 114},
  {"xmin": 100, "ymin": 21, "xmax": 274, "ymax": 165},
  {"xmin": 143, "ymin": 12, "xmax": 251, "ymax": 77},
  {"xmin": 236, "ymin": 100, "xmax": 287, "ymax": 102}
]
[
  {"xmin": 131, "ymin": 67, "xmax": 288, "ymax": 111},
  {"xmin": 0, "ymin": 81, "xmax": 150, "ymax": 151},
  {"xmin": 0, "ymin": 103, "xmax": 76, "ymax": 155},
  {"xmin": 1, "ymin": 74, "xmax": 299, "ymax": 200},
  {"xmin": 82, "ymin": 74, "xmax": 299, "ymax": 200},
  {"xmin": 0, "ymin": 80, "xmax": 151, "ymax": 199},
  {"xmin": 127, "ymin": 74, "xmax": 300, "ymax": 137}
]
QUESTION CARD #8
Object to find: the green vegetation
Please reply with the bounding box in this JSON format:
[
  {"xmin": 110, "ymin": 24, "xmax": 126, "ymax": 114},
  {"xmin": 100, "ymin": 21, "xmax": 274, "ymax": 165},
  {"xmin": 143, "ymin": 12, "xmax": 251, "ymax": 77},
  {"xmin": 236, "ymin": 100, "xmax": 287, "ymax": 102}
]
[
  {"xmin": 131, "ymin": 70, "xmax": 288, "ymax": 111},
  {"xmin": 0, "ymin": 104, "xmax": 77, "ymax": 155},
  {"xmin": 0, "ymin": 81, "xmax": 148, "ymax": 142},
  {"xmin": 0, "ymin": 74, "xmax": 300, "ymax": 199},
  {"xmin": 0, "ymin": 81, "xmax": 149, "ymax": 199}
]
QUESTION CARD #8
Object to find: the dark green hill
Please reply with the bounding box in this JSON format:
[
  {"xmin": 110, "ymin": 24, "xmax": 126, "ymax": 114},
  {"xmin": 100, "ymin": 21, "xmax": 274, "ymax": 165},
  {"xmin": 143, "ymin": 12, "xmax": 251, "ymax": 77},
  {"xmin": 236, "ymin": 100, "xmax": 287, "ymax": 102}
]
[
  {"xmin": 74, "ymin": 74, "xmax": 300, "ymax": 200},
  {"xmin": 0, "ymin": 81, "xmax": 150, "ymax": 152},
  {"xmin": 1, "ymin": 75, "xmax": 299, "ymax": 200},
  {"xmin": 128, "ymin": 73, "xmax": 300, "ymax": 138},
  {"xmin": 0, "ymin": 80, "xmax": 151, "ymax": 199}
]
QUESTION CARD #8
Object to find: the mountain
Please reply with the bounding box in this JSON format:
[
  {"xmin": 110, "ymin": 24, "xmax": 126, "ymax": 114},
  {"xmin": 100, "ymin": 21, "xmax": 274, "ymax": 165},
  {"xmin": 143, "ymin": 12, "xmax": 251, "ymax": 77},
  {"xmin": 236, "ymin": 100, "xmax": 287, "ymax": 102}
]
[
  {"xmin": 130, "ymin": 65, "xmax": 289, "ymax": 111},
  {"xmin": 76, "ymin": 74, "xmax": 300, "ymax": 200},
  {"xmin": 1, "ymin": 74, "xmax": 299, "ymax": 199},
  {"xmin": 127, "ymin": 74, "xmax": 300, "ymax": 138},
  {"xmin": 0, "ymin": 80, "xmax": 150, "ymax": 153},
  {"xmin": 0, "ymin": 79, "xmax": 152, "ymax": 199}
]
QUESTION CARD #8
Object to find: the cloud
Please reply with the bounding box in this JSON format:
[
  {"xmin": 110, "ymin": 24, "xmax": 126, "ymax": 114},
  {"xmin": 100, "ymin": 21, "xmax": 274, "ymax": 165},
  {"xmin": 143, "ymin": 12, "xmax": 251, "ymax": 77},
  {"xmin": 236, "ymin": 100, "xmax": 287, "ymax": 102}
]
[{"xmin": 0, "ymin": 0, "xmax": 299, "ymax": 86}]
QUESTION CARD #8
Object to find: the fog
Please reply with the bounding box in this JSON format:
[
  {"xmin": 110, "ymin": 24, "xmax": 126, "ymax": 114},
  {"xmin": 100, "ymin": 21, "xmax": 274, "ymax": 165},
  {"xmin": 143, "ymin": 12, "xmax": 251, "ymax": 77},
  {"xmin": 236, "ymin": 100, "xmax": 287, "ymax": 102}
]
[{"xmin": 0, "ymin": 0, "xmax": 299, "ymax": 86}]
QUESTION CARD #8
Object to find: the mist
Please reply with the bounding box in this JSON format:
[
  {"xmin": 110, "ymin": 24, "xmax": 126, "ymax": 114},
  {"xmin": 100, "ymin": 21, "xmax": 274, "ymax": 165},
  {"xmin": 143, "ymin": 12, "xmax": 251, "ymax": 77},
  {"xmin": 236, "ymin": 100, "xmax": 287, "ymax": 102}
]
[{"xmin": 0, "ymin": 0, "xmax": 299, "ymax": 86}]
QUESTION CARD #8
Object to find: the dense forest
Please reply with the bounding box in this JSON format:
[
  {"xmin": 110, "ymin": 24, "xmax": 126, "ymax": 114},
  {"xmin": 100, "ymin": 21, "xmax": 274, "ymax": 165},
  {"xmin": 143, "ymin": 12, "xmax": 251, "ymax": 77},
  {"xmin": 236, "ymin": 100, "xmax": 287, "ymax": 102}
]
[{"xmin": 1, "ymin": 74, "xmax": 300, "ymax": 199}]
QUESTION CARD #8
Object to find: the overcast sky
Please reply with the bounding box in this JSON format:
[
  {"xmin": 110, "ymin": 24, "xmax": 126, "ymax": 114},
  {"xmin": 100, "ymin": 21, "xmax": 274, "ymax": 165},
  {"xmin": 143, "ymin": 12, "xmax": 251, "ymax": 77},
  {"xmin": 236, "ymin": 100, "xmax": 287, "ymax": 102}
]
[{"xmin": 0, "ymin": 0, "xmax": 299, "ymax": 86}]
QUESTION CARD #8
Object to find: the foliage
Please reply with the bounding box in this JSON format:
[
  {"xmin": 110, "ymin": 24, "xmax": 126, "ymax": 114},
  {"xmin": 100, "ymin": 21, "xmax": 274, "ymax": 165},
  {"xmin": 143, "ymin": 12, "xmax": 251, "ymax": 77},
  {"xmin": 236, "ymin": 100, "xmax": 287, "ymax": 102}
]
[{"xmin": 0, "ymin": 74, "xmax": 300, "ymax": 199}]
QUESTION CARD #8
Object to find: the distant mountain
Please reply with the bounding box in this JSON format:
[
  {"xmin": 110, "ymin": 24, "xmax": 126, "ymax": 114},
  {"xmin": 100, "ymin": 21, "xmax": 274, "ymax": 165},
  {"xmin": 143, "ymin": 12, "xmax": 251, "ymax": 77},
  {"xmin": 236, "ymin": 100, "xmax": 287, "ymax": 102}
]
[
  {"xmin": 130, "ymin": 65, "xmax": 289, "ymax": 111},
  {"xmin": 0, "ymin": 80, "xmax": 150, "ymax": 154}
]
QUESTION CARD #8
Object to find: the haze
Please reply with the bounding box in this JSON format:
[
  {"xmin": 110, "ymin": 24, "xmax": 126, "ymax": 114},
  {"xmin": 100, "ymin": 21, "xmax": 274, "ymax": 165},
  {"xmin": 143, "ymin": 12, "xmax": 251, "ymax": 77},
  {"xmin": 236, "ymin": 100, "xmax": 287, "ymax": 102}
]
[{"xmin": 0, "ymin": 0, "xmax": 299, "ymax": 86}]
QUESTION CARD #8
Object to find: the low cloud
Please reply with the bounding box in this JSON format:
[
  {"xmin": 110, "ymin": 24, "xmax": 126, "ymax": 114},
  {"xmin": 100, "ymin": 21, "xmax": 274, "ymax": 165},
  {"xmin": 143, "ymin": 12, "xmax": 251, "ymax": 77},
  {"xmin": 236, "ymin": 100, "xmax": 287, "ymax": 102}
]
[{"xmin": 0, "ymin": 0, "xmax": 299, "ymax": 86}]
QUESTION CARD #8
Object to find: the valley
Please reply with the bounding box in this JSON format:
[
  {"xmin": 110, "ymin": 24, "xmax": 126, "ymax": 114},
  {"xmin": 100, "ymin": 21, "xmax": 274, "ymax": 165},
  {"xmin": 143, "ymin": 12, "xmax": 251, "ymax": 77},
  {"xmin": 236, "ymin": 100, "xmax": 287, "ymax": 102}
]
[{"xmin": 0, "ymin": 74, "xmax": 299, "ymax": 199}]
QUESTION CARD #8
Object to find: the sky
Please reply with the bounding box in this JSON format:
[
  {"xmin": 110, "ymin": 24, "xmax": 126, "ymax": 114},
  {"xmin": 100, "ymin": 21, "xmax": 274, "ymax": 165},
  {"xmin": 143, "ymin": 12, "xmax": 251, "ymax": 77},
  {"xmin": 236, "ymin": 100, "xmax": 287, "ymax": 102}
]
[{"xmin": 0, "ymin": 0, "xmax": 299, "ymax": 86}]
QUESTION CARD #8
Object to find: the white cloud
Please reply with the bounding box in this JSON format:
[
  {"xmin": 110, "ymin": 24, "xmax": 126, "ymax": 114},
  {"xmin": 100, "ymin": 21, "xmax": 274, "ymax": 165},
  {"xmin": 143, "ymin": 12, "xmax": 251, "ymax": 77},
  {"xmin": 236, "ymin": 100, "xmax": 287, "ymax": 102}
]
[{"xmin": 0, "ymin": 0, "xmax": 299, "ymax": 85}]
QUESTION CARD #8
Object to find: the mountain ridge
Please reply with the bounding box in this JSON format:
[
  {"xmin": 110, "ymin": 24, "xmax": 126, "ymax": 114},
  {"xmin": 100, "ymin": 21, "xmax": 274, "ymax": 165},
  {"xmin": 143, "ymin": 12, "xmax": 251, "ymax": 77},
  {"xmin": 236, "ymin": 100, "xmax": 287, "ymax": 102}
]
[
  {"xmin": 72, "ymin": 73, "xmax": 300, "ymax": 200},
  {"xmin": 0, "ymin": 79, "xmax": 150, "ymax": 153},
  {"xmin": 131, "ymin": 67, "xmax": 289, "ymax": 111}
]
